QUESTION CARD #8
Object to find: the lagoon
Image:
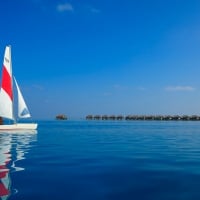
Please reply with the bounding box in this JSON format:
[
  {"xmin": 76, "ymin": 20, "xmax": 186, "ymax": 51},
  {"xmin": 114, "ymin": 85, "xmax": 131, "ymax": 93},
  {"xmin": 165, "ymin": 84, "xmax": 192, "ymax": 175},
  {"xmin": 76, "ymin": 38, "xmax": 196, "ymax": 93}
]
[{"xmin": 1, "ymin": 120, "xmax": 200, "ymax": 200}]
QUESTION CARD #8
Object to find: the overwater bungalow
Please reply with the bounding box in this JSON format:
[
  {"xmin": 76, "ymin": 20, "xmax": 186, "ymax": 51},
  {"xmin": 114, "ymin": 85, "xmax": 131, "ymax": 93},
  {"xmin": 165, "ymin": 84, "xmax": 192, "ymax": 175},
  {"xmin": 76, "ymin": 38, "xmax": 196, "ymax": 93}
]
[
  {"xmin": 137, "ymin": 115, "xmax": 145, "ymax": 120},
  {"xmin": 0, "ymin": 117, "xmax": 3, "ymax": 125},
  {"xmin": 162, "ymin": 115, "xmax": 171, "ymax": 120},
  {"xmin": 171, "ymin": 115, "xmax": 181, "ymax": 120},
  {"xmin": 189, "ymin": 115, "xmax": 200, "ymax": 120},
  {"xmin": 116, "ymin": 115, "xmax": 124, "ymax": 120},
  {"xmin": 86, "ymin": 115, "xmax": 93, "ymax": 120},
  {"xmin": 125, "ymin": 115, "xmax": 132, "ymax": 120},
  {"xmin": 154, "ymin": 115, "xmax": 163, "ymax": 120},
  {"xmin": 109, "ymin": 115, "xmax": 116, "ymax": 120},
  {"xmin": 85, "ymin": 114, "xmax": 200, "ymax": 121},
  {"xmin": 145, "ymin": 115, "xmax": 155, "ymax": 120},
  {"xmin": 102, "ymin": 115, "xmax": 108, "ymax": 120},
  {"xmin": 56, "ymin": 114, "xmax": 67, "ymax": 120},
  {"xmin": 180, "ymin": 115, "xmax": 189, "ymax": 120},
  {"xmin": 94, "ymin": 115, "xmax": 101, "ymax": 120}
]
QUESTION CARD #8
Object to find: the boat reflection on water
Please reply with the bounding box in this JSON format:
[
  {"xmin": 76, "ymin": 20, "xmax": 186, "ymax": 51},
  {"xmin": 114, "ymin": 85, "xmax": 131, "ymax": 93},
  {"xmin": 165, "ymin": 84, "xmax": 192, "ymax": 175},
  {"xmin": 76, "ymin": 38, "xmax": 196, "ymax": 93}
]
[
  {"xmin": 0, "ymin": 134, "xmax": 11, "ymax": 200},
  {"xmin": 0, "ymin": 130, "xmax": 37, "ymax": 200}
]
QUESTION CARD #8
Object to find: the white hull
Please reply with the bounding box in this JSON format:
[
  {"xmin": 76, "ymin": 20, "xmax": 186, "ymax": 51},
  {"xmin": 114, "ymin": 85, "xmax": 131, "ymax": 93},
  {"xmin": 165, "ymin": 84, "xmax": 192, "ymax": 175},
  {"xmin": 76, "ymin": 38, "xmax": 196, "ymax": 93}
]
[{"xmin": 0, "ymin": 123, "xmax": 37, "ymax": 130}]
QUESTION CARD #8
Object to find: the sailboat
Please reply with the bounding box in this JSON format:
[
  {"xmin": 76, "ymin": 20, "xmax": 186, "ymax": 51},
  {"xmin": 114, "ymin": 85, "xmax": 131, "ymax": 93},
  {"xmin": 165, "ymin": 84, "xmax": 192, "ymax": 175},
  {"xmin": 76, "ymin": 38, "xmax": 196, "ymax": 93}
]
[{"xmin": 0, "ymin": 45, "xmax": 37, "ymax": 130}]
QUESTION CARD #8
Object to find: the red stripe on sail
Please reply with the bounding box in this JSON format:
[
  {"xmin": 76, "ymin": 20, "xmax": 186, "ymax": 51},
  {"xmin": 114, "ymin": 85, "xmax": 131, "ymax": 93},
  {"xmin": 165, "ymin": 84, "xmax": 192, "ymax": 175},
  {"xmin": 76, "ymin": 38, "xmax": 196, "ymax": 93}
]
[
  {"xmin": 0, "ymin": 170, "xmax": 7, "ymax": 179},
  {"xmin": 0, "ymin": 165, "xmax": 8, "ymax": 179},
  {"xmin": 0, "ymin": 182, "xmax": 10, "ymax": 196},
  {"xmin": 1, "ymin": 65, "xmax": 13, "ymax": 101}
]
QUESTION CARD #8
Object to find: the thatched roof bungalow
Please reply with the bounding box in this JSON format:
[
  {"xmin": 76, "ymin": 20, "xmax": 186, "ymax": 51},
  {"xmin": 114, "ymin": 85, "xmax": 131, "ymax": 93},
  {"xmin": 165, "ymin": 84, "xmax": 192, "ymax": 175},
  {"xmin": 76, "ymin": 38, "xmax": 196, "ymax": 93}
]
[
  {"xmin": 180, "ymin": 115, "xmax": 189, "ymax": 120},
  {"xmin": 116, "ymin": 115, "xmax": 124, "ymax": 120},
  {"xmin": 0, "ymin": 117, "xmax": 3, "ymax": 125},
  {"xmin": 137, "ymin": 115, "xmax": 145, "ymax": 120},
  {"xmin": 171, "ymin": 115, "xmax": 181, "ymax": 120},
  {"xmin": 102, "ymin": 115, "xmax": 108, "ymax": 120},
  {"xmin": 145, "ymin": 115, "xmax": 154, "ymax": 120},
  {"xmin": 86, "ymin": 114, "xmax": 200, "ymax": 121},
  {"xmin": 86, "ymin": 115, "xmax": 93, "ymax": 120},
  {"xmin": 189, "ymin": 115, "xmax": 200, "ymax": 120},
  {"xmin": 94, "ymin": 115, "xmax": 101, "ymax": 120},
  {"xmin": 109, "ymin": 115, "xmax": 116, "ymax": 120},
  {"xmin": 56, "ymin": 114, "xmax": 67, "ymax": 120}
]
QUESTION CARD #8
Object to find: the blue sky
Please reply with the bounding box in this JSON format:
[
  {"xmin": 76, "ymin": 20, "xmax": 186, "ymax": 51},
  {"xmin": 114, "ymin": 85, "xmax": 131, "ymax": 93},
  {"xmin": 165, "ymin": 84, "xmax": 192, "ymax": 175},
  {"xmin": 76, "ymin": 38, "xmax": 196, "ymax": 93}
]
[{"xmin": 1, "ymin": 0, "xmax": 200, "ymax": 119}]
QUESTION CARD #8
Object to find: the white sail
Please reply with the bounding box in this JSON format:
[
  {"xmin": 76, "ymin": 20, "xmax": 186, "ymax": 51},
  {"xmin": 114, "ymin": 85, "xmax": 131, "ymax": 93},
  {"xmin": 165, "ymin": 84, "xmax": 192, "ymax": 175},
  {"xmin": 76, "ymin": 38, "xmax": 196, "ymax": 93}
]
[
  {"xmin": 0, "ymin": 45, "xmax": 37, "ymax": 130},
  {"xmin": 0, "ymin": 46, "xmax": 14, "ymax": 120},
  {"xmin": 14, "ymin": 77, "xmax": 31, "ymax": 118}
]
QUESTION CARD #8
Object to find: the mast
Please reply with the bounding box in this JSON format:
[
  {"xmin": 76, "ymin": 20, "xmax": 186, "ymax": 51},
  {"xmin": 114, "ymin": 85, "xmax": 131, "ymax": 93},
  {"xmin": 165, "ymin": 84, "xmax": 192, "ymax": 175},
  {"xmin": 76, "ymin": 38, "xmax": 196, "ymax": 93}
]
[{"xmin": 9, "ymin": 45, "xmax": 16, "ymax": 123}]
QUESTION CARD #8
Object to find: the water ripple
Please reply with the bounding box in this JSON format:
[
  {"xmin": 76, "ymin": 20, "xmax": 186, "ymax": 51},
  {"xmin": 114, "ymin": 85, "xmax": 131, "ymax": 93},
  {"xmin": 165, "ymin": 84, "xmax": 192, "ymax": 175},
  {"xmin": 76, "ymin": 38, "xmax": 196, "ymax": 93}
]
[{"xmin": 1, "ymin": 121, "xmax": 200, "ymax": 199}]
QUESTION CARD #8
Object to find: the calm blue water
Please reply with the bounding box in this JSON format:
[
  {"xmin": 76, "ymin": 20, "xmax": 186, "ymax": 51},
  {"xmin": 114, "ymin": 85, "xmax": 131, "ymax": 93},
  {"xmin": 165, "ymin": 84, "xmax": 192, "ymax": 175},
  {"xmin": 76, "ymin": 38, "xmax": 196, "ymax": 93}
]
[{"xmin": 1, "ymin": 120, "xmax": 200, "ymax": 200}]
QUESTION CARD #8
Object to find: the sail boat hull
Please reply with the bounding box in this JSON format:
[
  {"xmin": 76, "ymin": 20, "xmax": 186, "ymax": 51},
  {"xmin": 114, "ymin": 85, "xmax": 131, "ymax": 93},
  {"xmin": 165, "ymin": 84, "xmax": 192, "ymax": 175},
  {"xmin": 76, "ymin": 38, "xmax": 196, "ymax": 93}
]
[{"xmin": 0, "ymin": 123, "xmax": 37, "ymax": 130}]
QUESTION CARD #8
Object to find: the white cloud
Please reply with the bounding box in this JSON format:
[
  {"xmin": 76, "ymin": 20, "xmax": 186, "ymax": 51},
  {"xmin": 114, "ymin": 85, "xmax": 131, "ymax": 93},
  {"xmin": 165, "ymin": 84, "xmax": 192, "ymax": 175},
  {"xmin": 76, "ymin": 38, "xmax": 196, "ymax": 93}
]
[
  {"xmin": 57, "ymin": 3, "xmax": 74, "ymax": 12},
  {"xmin": 165, "ymin": 86, "xmax": 195, "ymax": 91}
]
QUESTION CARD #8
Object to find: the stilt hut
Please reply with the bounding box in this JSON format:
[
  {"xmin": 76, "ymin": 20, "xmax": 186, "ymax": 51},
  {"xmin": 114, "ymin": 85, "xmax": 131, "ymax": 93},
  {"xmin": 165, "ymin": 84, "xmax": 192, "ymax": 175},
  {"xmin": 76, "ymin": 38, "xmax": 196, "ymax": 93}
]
[
  {"xmin": 0, "ymin": 117, "xmax": 3, "ymax": 125},
  {"xmin": 56, "ymin": 114, "xmax": 67, "ymax": 120},
  {"xmin": 102, "ymin": 115, "xmax": 108, "ymax": 120},
  {"xmin": 116, "ymin": 115, "xmax": 124, "ymax": 120},
  {"xmin": 94, "ymin": 115, "xmax": 101, "ymax": 120},
  {"xmin": 109, "ymin": 115, "xmax": 116, "ymax": 120},
  {"xmin": 86, "ymin": 115, "xmax": 93, "ymax": 120}
]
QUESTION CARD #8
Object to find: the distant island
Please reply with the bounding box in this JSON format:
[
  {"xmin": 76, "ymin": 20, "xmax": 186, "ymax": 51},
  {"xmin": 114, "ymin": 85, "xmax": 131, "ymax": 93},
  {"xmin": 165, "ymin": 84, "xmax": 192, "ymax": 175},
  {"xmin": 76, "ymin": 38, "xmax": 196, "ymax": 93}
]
[{"xmin": 86, "ymin": 115, "xmax": 200, "ymax": 121}]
